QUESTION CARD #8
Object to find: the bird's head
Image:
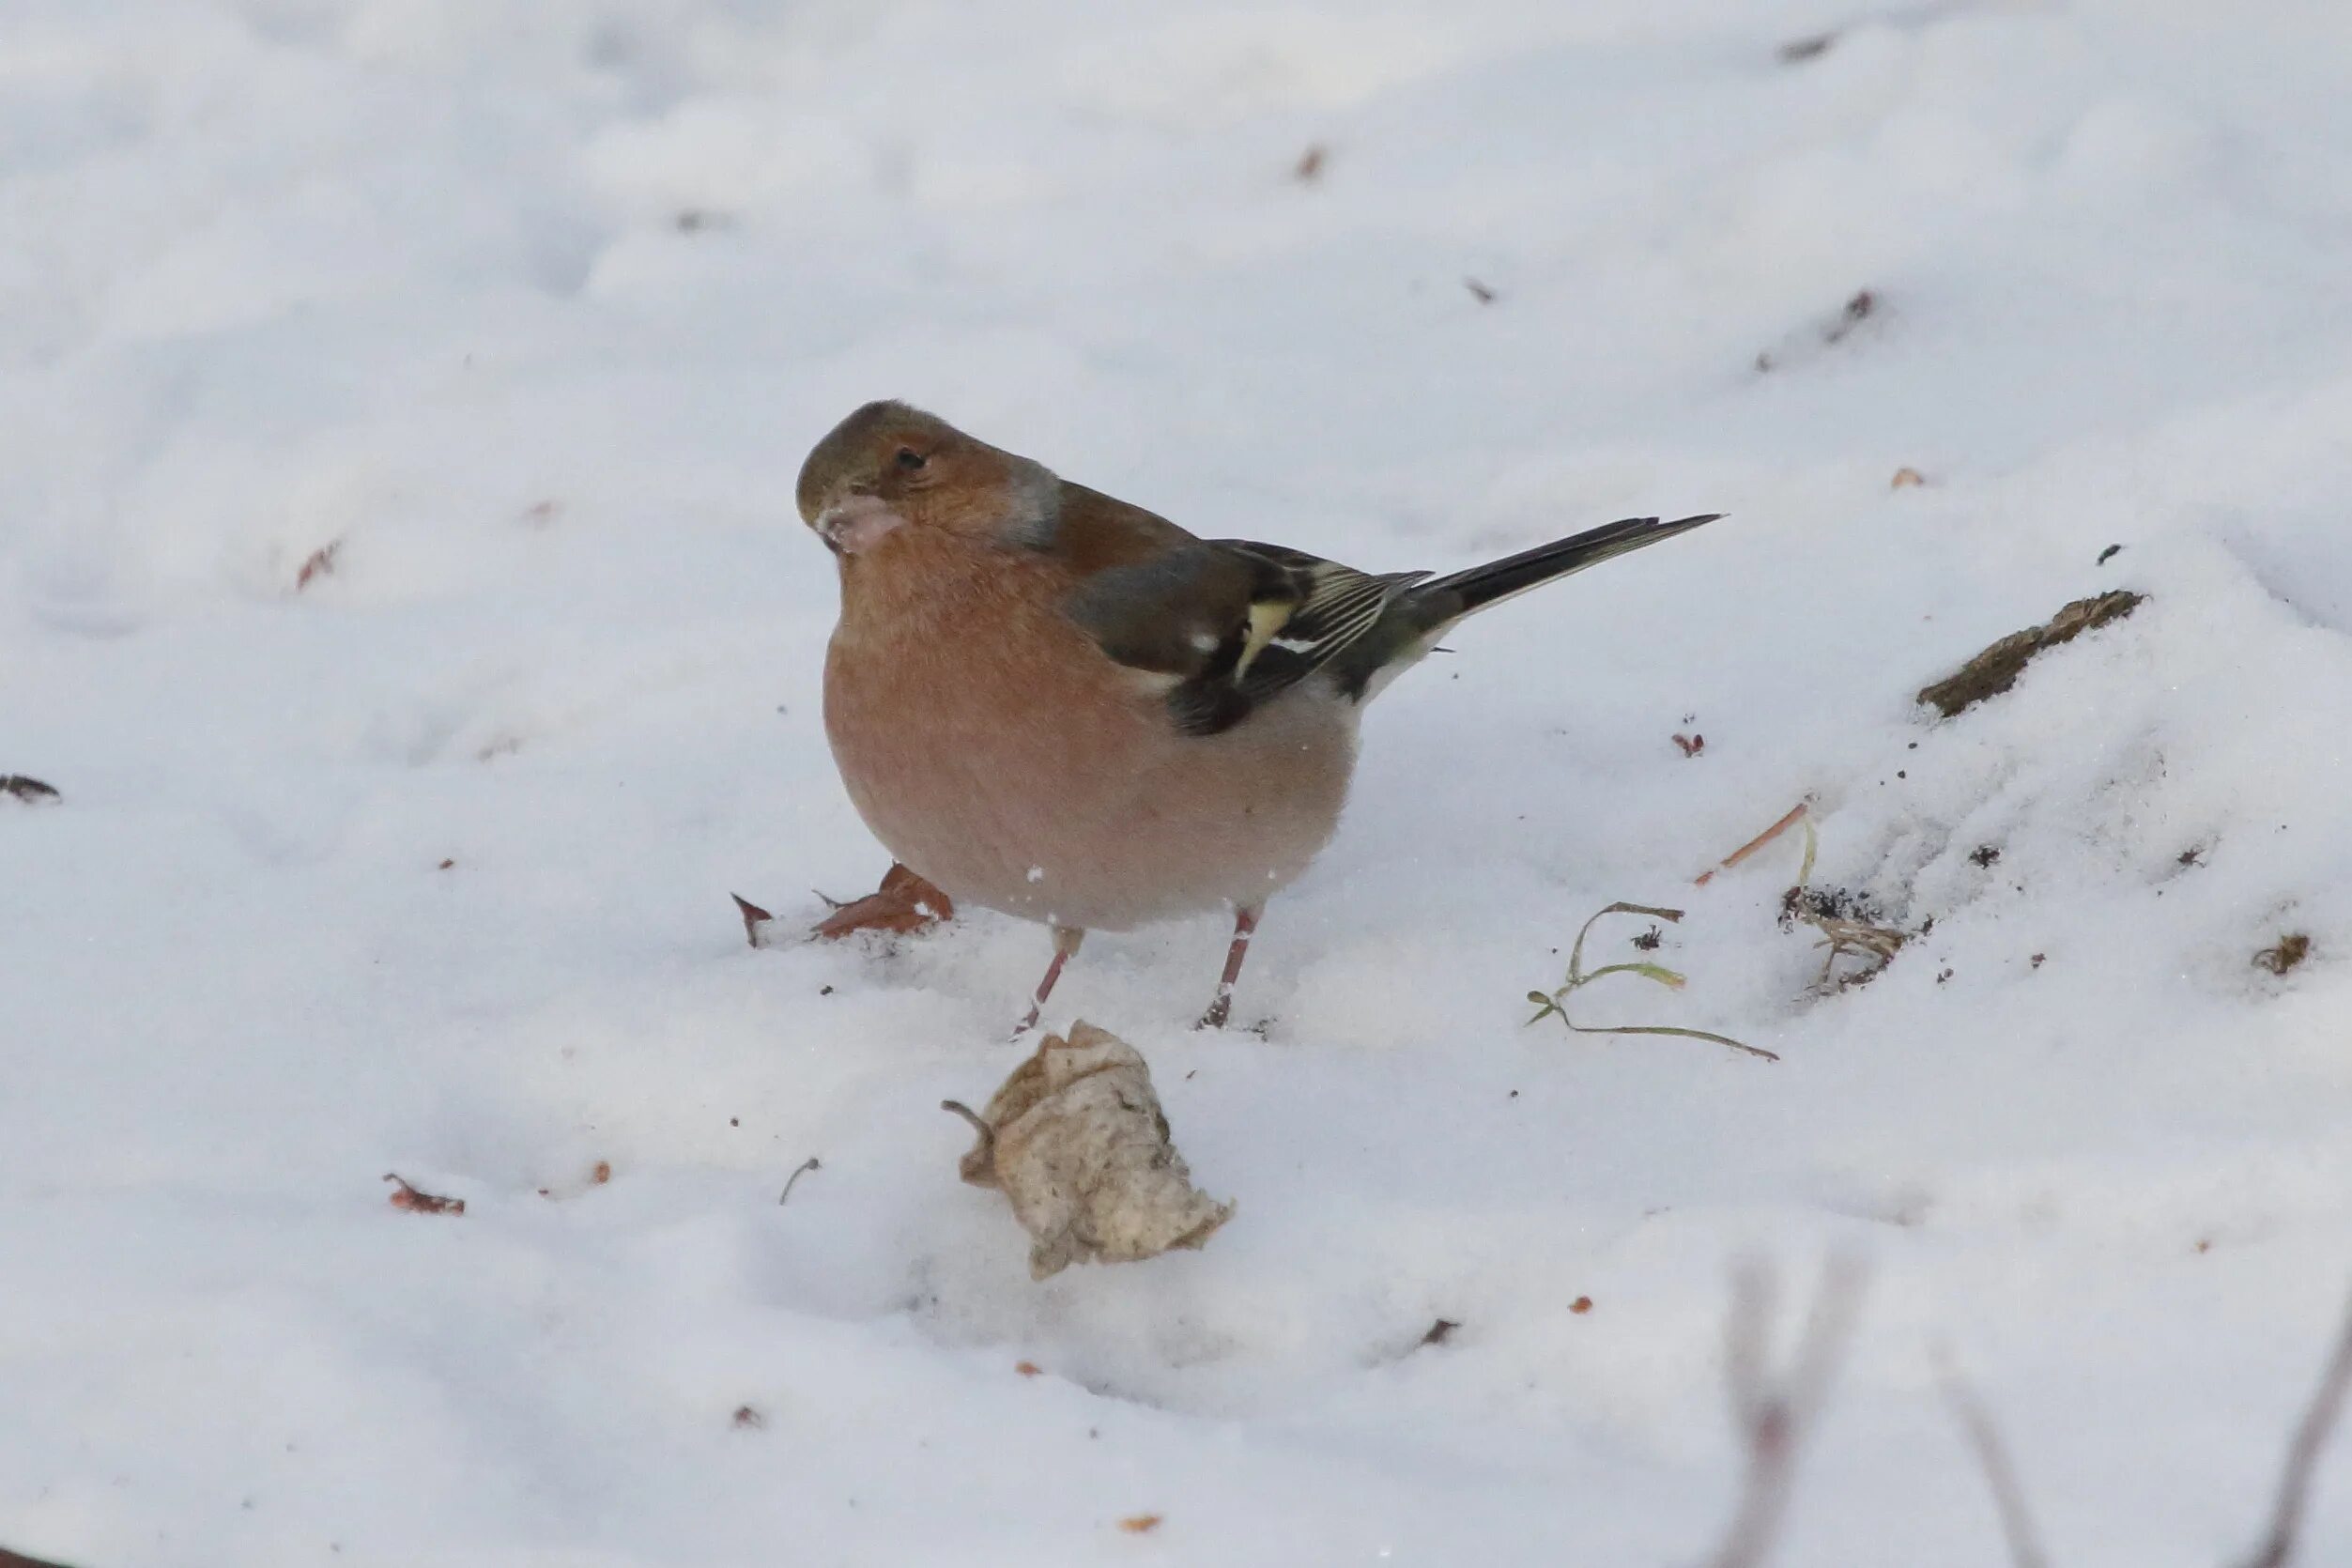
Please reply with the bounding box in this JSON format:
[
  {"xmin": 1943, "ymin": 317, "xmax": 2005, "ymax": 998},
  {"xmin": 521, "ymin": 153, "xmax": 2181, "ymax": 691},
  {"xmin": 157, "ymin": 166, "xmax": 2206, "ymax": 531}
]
[{"xmin": 795, "ymin": 401, "xmax": 1057, "ymax": 556}]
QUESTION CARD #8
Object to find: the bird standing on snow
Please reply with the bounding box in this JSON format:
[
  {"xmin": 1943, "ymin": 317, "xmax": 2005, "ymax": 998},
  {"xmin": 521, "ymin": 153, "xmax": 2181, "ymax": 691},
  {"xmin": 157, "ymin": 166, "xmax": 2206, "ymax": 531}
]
[{"xmin": 797, "ymin": 401, "xmax": 1716, "ymax": 1032}]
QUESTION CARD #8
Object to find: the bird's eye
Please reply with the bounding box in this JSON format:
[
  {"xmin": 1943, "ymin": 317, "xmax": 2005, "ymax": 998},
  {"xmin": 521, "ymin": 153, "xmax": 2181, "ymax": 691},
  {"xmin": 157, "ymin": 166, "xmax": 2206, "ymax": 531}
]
[{"xmin": 894, "ymin": 447, "xmax": 927, "ymax": 472}]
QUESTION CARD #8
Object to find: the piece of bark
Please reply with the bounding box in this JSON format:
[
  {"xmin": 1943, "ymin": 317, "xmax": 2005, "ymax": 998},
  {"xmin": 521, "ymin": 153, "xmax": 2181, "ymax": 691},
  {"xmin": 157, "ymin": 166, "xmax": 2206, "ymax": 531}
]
[
  {"xmin": 945, "ymin": 1021, "xmax": 1233, "ymax": 1280},
  {"xmin": 812, "ymin": 863, "xmax": 954, "ymax": 940},
  {"xmin": 1916, "ymin": 591, "xmax": 2144, "ymax": 717}
]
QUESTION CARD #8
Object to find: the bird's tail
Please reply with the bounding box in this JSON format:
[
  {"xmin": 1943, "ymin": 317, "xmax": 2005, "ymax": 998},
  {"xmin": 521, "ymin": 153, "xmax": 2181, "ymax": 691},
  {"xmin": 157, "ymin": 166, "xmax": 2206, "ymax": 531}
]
[{"xmin": 1414, "ymin": 513, "xmax": 1722, "ymax": 621}]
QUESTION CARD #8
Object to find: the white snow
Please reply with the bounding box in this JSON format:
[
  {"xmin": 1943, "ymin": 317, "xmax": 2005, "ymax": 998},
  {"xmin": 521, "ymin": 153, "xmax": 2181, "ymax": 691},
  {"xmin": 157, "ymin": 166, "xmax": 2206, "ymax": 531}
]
[{"xmin": 7, "ymin": 2, "xmax": 2352, "ymax": 1564}]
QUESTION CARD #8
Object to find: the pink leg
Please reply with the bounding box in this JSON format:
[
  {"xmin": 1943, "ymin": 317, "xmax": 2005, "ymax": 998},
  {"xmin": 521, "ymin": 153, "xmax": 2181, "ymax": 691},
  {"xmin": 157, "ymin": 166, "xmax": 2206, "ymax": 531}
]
[
  {"xmin": 1196, "ymin": 906, "xmax": 1261, "ymax": 1030},
  {"xmin": 1012, "ymin": 926, "xmax": 1085, "ymax": 1037}
]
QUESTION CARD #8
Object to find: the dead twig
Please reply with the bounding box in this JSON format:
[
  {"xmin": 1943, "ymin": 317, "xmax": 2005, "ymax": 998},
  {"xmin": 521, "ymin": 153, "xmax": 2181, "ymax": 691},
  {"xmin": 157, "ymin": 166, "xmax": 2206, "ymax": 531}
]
[
  {"xmin": 777, "ymin": 1156, "xmax": 822, "ymax": 1206},
  {"xmin": 1936, "ymin": 1352, "xmax": 2052, "ymax": 1568},
  {"xmin": 1703, "ymin": 1256, "xmax": 1868, "ymax": 1568},
  {"xmin": 2236, "ymin": 1288, "xmax": 2352, "ymax": 1568}
]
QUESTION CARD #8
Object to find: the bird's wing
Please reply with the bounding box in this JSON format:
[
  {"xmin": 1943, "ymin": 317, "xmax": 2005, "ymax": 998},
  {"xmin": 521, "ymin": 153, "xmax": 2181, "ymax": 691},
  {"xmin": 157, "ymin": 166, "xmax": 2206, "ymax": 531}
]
[{"xmin": 1059, "ymin": 532, "xmax": 1427, "ymax": 737}]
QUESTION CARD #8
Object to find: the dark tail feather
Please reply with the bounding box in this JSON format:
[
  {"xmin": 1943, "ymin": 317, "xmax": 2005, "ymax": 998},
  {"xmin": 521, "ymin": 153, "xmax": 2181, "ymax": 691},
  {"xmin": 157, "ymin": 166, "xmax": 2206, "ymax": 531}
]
[{"xmin": 1418, "ymin": 513, "xmax": 1722, "ymax": 619}]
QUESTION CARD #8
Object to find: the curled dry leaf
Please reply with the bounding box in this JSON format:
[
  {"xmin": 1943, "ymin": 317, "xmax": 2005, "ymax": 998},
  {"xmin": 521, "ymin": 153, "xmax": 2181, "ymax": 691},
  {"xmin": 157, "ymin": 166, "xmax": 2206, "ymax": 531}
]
[
  {"xmin": 731, "ymin": 1405, "xmax": 764, "ymax": 1430},
  {"xmin": 812, "ymin": 862, "xmax": 955, "ymax": 940},
  {"xmin": 1, "ymin": 776, "xmax": 61, "ymax": 805},
  {"xmin": 592, "ymin": 1161, "xmax": 611, "ymax": 1185},
  {"xmin": 1118, "ymin": 1515, "xmax": 1163, "ymax": 1535},
  {"xmin": 1890, "ymin": 467, "xmax": 1926, "ymax": 488},
  {"xmin": 383, "ymin": 1173, "xmax": 465, "ymax": 1216},
  {"xmin": 945, "ymin": 1021, "xmax": 1234, "ymax": 1280},
  {"xmin": 1015, "ymin": 1360, "xmax": 1043, "ymax": 1377},
  {"xmin": 1571, "ymin": 1296, "xmax": 1594, "ymax": 1314}
]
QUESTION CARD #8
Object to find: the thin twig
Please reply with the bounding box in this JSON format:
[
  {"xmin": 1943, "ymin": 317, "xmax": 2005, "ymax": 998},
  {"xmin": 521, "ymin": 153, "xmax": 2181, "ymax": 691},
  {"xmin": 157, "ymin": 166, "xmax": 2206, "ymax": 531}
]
[
  {"xmin": 2237, "ymin": 1288, "xmax": 2352, "ymax": 1568},
  {"xmin": 776, "ymin": 1156, "xmax": 822, "ymax": 1206},
  {"xmin": 1702, "ymin": 1255, "xmax": 1868, "ymax": 1568},
  {"xmin": 1935, "ymin": 1350, "xmax": 2052, "ymax": 1568},
  {"xmin": 1696, "ymin": 803, "xmax": 1810, "ymax": 886}
]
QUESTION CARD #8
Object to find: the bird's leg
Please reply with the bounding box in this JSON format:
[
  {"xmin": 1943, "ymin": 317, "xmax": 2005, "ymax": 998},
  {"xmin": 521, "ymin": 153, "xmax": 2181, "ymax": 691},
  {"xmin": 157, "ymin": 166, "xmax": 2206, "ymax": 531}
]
[
  {"xmin": 1196, "ymin": 905, "xmax": 1261, "ymax": 1030},
  {"xmin": 1012, "ymin": 925, "xmax": 1085, "ymax": 1037}
]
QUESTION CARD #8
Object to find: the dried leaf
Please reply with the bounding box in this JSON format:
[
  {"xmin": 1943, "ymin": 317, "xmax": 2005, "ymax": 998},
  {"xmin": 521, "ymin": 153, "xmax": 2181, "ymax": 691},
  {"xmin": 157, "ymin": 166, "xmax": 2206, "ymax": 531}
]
[
  {"xmin": 811, "ymin": 863, "xmax": 955, "ymax": 940},
  {"xmin": 1294, "ymin": 144, "xmax": 1327, "ymax": 182},
  {"xmin": 732, "ymin": 1405, "xmax": 764, "ymax": 1429},
  {"xmin": 946, "ymin": 1022, "xmax": 1234, "ymax": 1280},
  {"xmin": 383, "ymin": 1173, "xmax": 464, "ymax": 1216},
  {"xmin": 1571, "ymin": 1296, "xmax": 1594, "ymax": 1314},
  {"xmin": 1673, "ymin": 732, "xmax": 1705, "ymax": 758},
  {"xmin": 1890, "ymin": 467, "xmax": 1926, "ymax": 488},
  {"xmin": 0, "ymin": 776, "xmax": 61, "ymax": 805},
  {"xmin": 1118, "ymin": 1515, "xmax": 1163, "ymax": 1535}
]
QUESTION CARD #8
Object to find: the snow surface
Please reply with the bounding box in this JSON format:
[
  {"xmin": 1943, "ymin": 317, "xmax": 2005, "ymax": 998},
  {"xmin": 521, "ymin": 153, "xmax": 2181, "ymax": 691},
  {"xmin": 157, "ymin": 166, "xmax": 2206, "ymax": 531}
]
[{"xmin": 7, "ymin": 1, "xmax": 2352, "ymax": 1563}]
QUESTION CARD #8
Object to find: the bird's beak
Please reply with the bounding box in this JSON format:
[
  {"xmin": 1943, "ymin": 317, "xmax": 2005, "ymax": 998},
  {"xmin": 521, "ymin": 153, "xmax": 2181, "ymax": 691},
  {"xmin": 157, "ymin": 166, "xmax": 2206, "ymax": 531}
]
[{"xmin": 813, "ymin": 494, "xmax": 905, "ymax": 556}]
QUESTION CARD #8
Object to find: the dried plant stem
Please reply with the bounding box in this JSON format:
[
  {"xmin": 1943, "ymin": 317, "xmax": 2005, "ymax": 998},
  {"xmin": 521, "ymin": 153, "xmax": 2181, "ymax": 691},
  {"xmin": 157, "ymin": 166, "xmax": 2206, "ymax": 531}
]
[
  {"xmin": 1529, "ymin": 902, "xmax": 1776, "ymax": 1062},
  {"xmin": 1696, "ymin": 802, "xmax": 1811, "ymax": 886}
]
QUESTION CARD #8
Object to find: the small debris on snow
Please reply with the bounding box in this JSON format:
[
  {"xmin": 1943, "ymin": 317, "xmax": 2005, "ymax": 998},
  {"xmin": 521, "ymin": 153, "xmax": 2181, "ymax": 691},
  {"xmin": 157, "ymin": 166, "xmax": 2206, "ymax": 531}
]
[
  {"xmin": 944, "ymin": 1021, "xmax": 1234, "ymax": 1280},
  {"xmin": 1672, "ymin": 731, "xmax": 1705, "ymax": 758},
  {"xmin": 1293, "ymin": 144, "xmax": 1326, "ymax": 183},
  {"xmin": 2253, "ymin": 933, "xmax": 2312, "ymax": 977},
  {"xmin": 1420, "ymin": 1317, "xmax": 1461, "ymax": 1348},
  {"xmin": 1916, "ymin": 590, "xmax": 2146, "ymax": 717},
  {"xmin": 778, "ymin": 1156, "xmax": 822, "ymax": 1206},
  {"xmin": 1117, "ymin": 1514, "xmax": 1163, "ymax": 1535},
  {"xmin": 1463, "ymin": 276, "xmax": 1498, "ymax": 305},
  {"xmin": 1890, "ymin": 467, "xmax": 1927, "ymax": 488},
  {"xmin": 730, "ymin": 893, "xmax": 776, "ymax": 948},
  {"xmin": 731, "ymin": 1405, "xmax": 764, "ymax": 1429},
  {"xmin": 1777, "ymin": 31, "xmax": 1837, "ymax": 64},
  {"xmin": 382, "ymin": 1174, "xmax": 464, "ymax": 1216},
  {"xmin": 293, "ymin": 540, "xmax": 342, "ymax": 591},
  {"xmin": 1571, "ymin": 1297, "xmax": 1594, "ymax": 1314},
  {"xmin": 1, "ymin": 776, "xmax": 60, "ymax": 805}
]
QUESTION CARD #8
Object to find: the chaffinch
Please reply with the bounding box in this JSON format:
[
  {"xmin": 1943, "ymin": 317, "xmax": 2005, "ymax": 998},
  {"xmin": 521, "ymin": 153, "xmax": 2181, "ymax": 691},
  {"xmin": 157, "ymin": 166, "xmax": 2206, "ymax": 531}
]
[{"xmin": 796, "ymin": 400, "xmax": 1717, "ymax": 1031}]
